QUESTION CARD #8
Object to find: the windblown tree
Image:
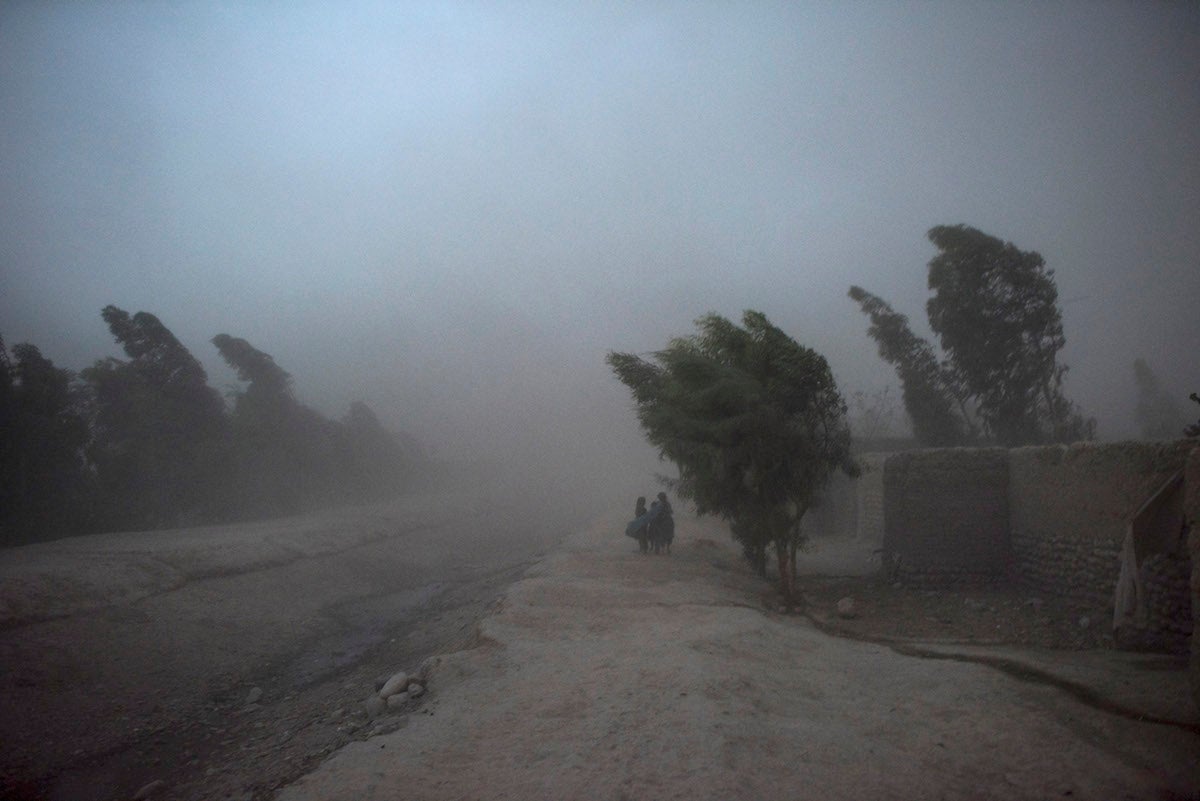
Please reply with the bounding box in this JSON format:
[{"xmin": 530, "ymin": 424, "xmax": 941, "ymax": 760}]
[
  {"xmin": 83, "ymin": 307, "xmax": 231, "ymax": 530},
  {"xmin": 212, "ymin": 333, "xmax": 340, "ymax": 515},
  {"xmin": 926, "ymin": 225, "xmax": 1093, "ymax": 445},
  {"xmin": 850, "ymin": 225, "xmax": 1094, "ymax": 447},
  {"xmin": 0, "ymin": 336, "xmax": 91, "ymax": 543},
  {"xmin": 339, "ymin": 400, "xmax": 417, "ymax": 498},
  {"xmin": 212, "ymin": 334, "xmax": 415, "ymax": 514},
  {"xmin": 607, "ymin": 311, "xmax": 857, "ymax": 607},
  {"xmin": 0, "ymin": 316, "xmax": 420, "ymax": 543},
  {"xmin": 847, "ymin": 287, "xmax": 965, "ymax": 446},
  {"xmin": 211, "ymin": 333, "xmax": 296, "ymax": 450}
]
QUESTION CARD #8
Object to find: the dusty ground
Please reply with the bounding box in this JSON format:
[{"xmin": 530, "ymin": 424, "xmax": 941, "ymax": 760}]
[
  {"xmin": 0, "ymin": 489, "xmax": 572, "ymax": 801},
  {"xmin": 794, "ymin": 539, "xmax": 1121, "ymax": 651},
  {"xmin": 1, "ymin": 564, "xmax": 524, "ymax": 801},
  {"xmin": 276, "ymin": 516, "xmax": 1199, "ymax": 801},
  {"xmin": 3, "ymin": 507, "xmax": 1196, "ymax": 801}
]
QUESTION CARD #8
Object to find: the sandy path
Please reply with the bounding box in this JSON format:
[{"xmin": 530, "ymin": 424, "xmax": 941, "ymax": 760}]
[{"xmin": 278, "ymin": 515, "xmax": 1200, "ymax": 801}]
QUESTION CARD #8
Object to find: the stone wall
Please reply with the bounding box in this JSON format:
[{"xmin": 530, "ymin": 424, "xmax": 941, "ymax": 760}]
[
  {"xmin": 854, "ymin": 452, "xmax": 886, "ymax": 545},
  {"xmin": 1186, "ymin": 446, "xmax": 1200, "ymax": 708},
  {"xmin": 882, "ymin": 448, "xmax": 1010, "ymax": 583},
  {"xmin": 1141, "ymin": 551, "xmax": 1192, "ymax": 652},
  {"xmin": 1008, "ymin": 441, "xmax": 1194, "ymax": 610},
  {"xmin": 854, "ymin": 440, "xmax": 1196, "ymax": 657}
]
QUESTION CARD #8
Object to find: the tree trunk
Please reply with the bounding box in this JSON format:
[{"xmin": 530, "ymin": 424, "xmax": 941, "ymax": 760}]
[
  {"xmin": 786, "ymin": 514, "xmax": 807, "ymax": 611},
  {"xmin": 775, "ymin": 539, "xmax": 795, "ymax": 610},
  {"xmin": 748, "ymin": 542, "xmax": 767, "ymax": 577},
  {"xmin": 787, "ymin": 538, "xmax": 802, "ymax": 611}
]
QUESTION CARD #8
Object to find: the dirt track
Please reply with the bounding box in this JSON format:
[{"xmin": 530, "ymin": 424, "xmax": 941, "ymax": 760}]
[
  {"xmin": 277, "ymin": 515, "xmax": 1199, "ymax": 801},
  {"xmin": 3, "ymin": 499, "xmax": 1198, "ymax": 800}
]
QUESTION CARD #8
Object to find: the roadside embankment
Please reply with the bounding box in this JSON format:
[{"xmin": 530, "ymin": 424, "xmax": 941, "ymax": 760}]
[{"xmin": 0, "ymin": 494, "xmax": 465, "ymax": 628}]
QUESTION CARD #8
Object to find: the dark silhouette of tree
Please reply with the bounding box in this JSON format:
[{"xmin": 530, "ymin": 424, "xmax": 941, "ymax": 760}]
[
  {"xmin": 0, "ymin": 317, "xmax": 420, "ymax": 544},
  {"xmin": 1186, "ymin": 393, "xmax": 1200, "ymax": 438},
  {"xmin": 211, "ymin": 333, "xmax": 292, "ymax": 407},
  {"xmin": 0, "ymin": 336, "xmax": 91, "ymax": 543},
  {"xmin": 925, "ymin": 225, "xmax": 1093, "ymax": 445},
  {"xmin": 83, "ymin": 307, "xmax": 230, "ymax": 530},
  {"xmin": 607, "ymin": 311, "xmax": 857, "ymax": 608},
  {"xmin": 339, "ymin": 400, "xmax": 415, "ymax": 498},
  {"xmin": 847, "ymin": 286, "xmax": 965, "ymax": 446},
  {"xmin": 1132, "ymin": 358, "xmax": 1186, "ymax": 440},
  {"xmin": 212, "ymin": 335, "xmax": 414, "ymax": 514},
  {"xmin": 850, "ymin": 226, "xmax": 1094, "ymax": 447},
  {"xmin": 212, "ymin": 333, "xmax": 336, "ymax": 515}
]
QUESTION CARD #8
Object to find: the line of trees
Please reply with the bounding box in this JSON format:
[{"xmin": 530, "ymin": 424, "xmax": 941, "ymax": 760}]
[{"xmin": 1, "ymin": 306, "xmax": 424, "ymax": 546}]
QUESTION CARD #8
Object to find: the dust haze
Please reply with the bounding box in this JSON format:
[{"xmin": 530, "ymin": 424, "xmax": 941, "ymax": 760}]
[{"xmin": 2, "ymin": 2, "xmax": 1198, "ymax": 523}]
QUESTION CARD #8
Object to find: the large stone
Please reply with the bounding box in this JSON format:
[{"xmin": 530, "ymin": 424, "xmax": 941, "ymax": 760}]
[
  {"xmin": 1185, "ymin": 444, "xmax": 1200, "ymax": 710},
  {"xmin": 836, "ymin": 597, "xmax": 858, "ymax": 619},
  {"xmin": 378, "ymin": 671, "xmax": 409, "ymax": 699},
  {"xmin": 364, "ymin": 695, "xmax": 387, "ymax": 718},
  {"xmin": 133, "ymin": 779, "xmax": 167, "ymax": 799}
]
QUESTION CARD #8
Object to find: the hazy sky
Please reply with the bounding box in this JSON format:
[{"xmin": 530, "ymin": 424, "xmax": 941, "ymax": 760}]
[{"xmin": 2, "ymin": 2, "xmax": 1198, "ymax": 483}]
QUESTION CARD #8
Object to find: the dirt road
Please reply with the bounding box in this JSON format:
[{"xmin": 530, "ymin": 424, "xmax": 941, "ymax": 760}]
[
  {"xmin": 4, "ymin": 495, "xmax": 1197, "ymax": 800},
  {"xmin": 277, "ymin": 515, "xmax": 1199, "ymax": 801},
  {"xmin": 0, "ymin": 487, "xmax": 573, "ymax": 801}
]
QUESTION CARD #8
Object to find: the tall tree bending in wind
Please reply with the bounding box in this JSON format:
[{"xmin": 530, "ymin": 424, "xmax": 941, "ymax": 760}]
[
  {"xmin": 925, "ymin": 224, "xmax": 1093, "ymax": 445},
  {"xmin": 0, "ymin": 337, "xmax": 91, "ymax": 543},
  {"xmin": 84, "ymin": 306, "xmax": 230, "ymax": 530},
  {"xmin": 847, "ymin": 286, "xmax": 965, "ymax": 446},
  {"xmin": 607, "ymin": 311, "xmax": 857, "ymax": 608},
  {"xmin": 212, "ymin": 333, "xmax": 341, "ymax": 516},
  {"xmin": 850, "ymin": 225, "xmax": 1094, "ymax": 447}
]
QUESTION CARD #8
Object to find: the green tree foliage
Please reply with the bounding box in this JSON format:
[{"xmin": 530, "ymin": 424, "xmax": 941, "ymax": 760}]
[
  {"xmin": 926, "ymin": 225, "xmax": 1093, "ymax": 445},
  {"xmin": 847, "ymin": 286, "xmax": 965, "ymax": 446},
  {"xmin": 0, "ymin": 337, "xmax": 91, "ymax": 543},
  {"xmin": 83, "ymin": 307, "xmax": 231, "ymax": 530},
  {"xmin": 1132, "ymin": 358, "xmax": 1186, "ymax": 440},
  {"xmin": 850, "ymin": 225, "xmax": 1094, "ymax": 447},
  {"xmin": 607, "ymin": 311, "xmax": 856, "ymax": 607}
]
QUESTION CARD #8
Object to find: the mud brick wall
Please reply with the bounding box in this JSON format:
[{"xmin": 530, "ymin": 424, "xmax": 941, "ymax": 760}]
[
  {"xmin": 1186, "ymin": 446, "xmax": 1200, "ymax": 709},
  {"xmin": 807, "ymin": 471, "xmax": 858, "ymax": 538},
  {"xmin": 808, "ymin": 452, "xmax": 889, "ymax": 540},
  {"xmin": 854, "ymin": 452, "xmax": 886, "ymax": 544},
  {"xmin": 882, "ymin": 448, "xmax": 1010, "ymax": 582},
  {"xmin": 1008, "ymin": 441, "xmax": 1194, "ymax": 610}
]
